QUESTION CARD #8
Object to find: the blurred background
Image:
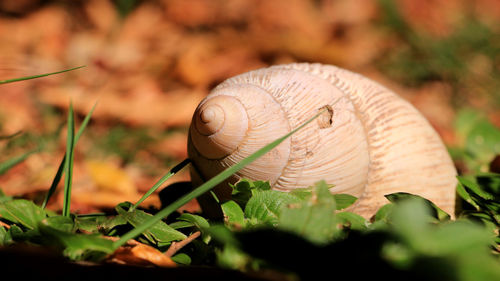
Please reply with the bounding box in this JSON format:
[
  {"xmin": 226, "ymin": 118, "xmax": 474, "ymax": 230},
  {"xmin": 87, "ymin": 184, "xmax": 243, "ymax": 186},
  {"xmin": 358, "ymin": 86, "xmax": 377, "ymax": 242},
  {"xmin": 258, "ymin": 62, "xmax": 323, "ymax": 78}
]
[{"xmin": 0, "ymin": 0, "xmax": 498, "ymax": 213}]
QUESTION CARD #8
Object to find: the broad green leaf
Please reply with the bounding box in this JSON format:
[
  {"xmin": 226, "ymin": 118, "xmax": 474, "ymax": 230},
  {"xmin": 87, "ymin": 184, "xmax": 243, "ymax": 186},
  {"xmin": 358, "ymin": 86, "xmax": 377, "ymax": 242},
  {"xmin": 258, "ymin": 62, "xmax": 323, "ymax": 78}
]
[
  {"xmin": 245, "ymin": 190, "xmax": 301, "ymax": 225},
  {"xmin": 74, "ymin": 214, "xmax": 108, "ymax": 233},
  {"xmin": 385, "ymin": 192, "xmax": 450, "ymax": 221},
  {"xmin": 42, "ymin": 216, "xmax": 75, "ymax": 233},
  {"xmin": 231, "ymin": 179, "xmax": 271, "ymax": 208},
  {"xmin": 221, "ymin": 200, "xmax": 245, "ymax": 227},
  {"xmin": 169, "ymin": 220, "xmax": 195, "ymax": 230},
  {"xmin": 171, "ymin": 253, "xmax": 191, "ymax": 265},
  {"xmin": 427, "ymin": 221, "xmax": 494, "ymax": 255},
  {"xmin": 0, "ymin": 199, "xmax": 47, "ymax": 230},
  {"xmin": 333, "ymin": 194, "xmax": 358, "ymax": 210},
  {"xmin": 373, "ymin": 203, "xmax": 395, "ymax": 223},
  {"xmin": 115, "ymin": 203, "xmax": 186, "ymax": 246},
  {"xmin": 336, "ymin": 212, "xmax": 367, "ymax": 231},
  {"xmin": 39, "ymin": 221, "xmax": 114, "ymax": 261},
  {"xmin": 176, "ymin": 213, "xmax": 210, "ymax": 230},
  {"xmin": 289, "ymin": 188, "xmax": 313, "ymax": 200},
  {"xmin": 314, "ymin": 181, "xmax": 336, "ymax": 205},
  {"xmin": 465, "ymin": 121, "xmax": 500, "ymax": 163},
  {"xmin": 98, "ymin": 214, "xmax": 127, "ymax": 235},
  {"xmin": 454, "ymin": 109, "xmax": 500, "ymax": 172},
  {"xmin": 0, "ymin": 226, "xmax": 12, "ymax": 246},
  {"xmin": 388, "ymin": 198, "xmax": 434, "ymax": 250},
  {"xmin": 278, "ymin": 182, "xmax": 339, "ymax": 244},
  {"xmin": 8, "ymin": 225, "xmax": 26, "ymax": 241},
  {"xmin": 278, "ymin": 201, "xmax": 338, "ymax": 244},
  {"xmin": 216, "ymin": 244, "xmax": 250, "ymax": 270},
  {"xmin": 176, "ymin": 213, "xmax": 211, "ymax": 243},
  {"xmin": 0, "ymin": 189, "xmax": 12, "ymax": 203}
]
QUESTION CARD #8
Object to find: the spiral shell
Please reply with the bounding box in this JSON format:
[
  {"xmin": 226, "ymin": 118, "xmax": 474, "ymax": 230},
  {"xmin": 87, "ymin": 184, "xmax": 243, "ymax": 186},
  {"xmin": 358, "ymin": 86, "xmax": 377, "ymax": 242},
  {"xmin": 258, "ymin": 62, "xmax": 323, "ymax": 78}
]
[{"xmin": 188, "ymin": 63, "xmax": 457, "ymax": 218}]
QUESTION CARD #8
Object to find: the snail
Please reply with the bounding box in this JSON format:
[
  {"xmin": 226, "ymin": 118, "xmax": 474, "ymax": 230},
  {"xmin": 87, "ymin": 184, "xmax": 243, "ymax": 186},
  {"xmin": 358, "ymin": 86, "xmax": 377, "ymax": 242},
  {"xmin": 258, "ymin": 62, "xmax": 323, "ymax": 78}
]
[{"xmin": 187, "ymin": 63, "xmax": 457, "ymax": 219}]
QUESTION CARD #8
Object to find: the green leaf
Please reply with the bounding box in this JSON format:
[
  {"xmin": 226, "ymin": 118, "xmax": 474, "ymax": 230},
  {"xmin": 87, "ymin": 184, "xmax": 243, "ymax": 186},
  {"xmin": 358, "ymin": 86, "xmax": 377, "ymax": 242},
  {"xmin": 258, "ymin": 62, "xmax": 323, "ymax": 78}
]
[
  {"xmin": 458, "ymin": 177, "xmax": 495, "ymax": 200},
  {"xmin": 458, "ymin": 176, "xmax": 500, "ymax": 221},
  {"xmin": 333, "ymin": 194, "xmax": 357, "ymax": 210},
  {"xmin": 43, "ymin": 102, "xmax": 98, "ymax": 209},
  {"xmin": 465, "ymin": 120, "xmax": 500, "ymax": 162},
  {"xmin": 385, "ymin": 192, "xmax": 450, "ymax": 221},
  {"xmin": 0, "ymin": 226, "xmax": 12, "ymax": 246},
  {"xmin": 168, "ymin": 220, "xmax": 195, "ymax": 230},
  {"xmin": 42, "ymin": 216, "xmax": 75, "ymax": 233},
  {"xmin": 62, "ymin": 103, "xmax": 76, "ymax": 217},
  {"xmin": 454, "ymin": 109, "xmax": 500, "ymax": 172},
  {"xmin": 205, "ymin": 224, "xmax": 240, "ymax": 246},
  {"xmin": 336, "ymin": 212, "xmax": 367, "ymax": 231},
  {"xmin": 0, "ymin": 66, "xmax": 85, "ymax": 84},
  {"xmin": 457, "ymin": 179, "xmax": 481, "ymax": 210},
  {"xmin": 115, "ymin": 203, "xmax": 186, "ymax": 246},
  {"xmin": 0, "ymin": 189, "xmax": 13, "ymax": 203},
  {"xmin": 231, "ymin": 179, "xmax": 271, "ymax": 208},
  {"xmin": 171, "ymin": 253, "xmax": 191, "ymax": 265},
  {"xmin": 373, "ymin": 203, "xmax": 395, "ymax": 223},
  {"xmin": 176, "ymin": 213, "xmax": 210, "ymax": 230},
  {"xmin": 245, "ymin": 190, "xmax": 301, "ymax": 225},
  {"xmin": 278, "ymin": 181, "xmax": 339, "ymax": 244},
  {"xmin": 0, "ymin": 199, "xmax": 47, "ymax": 230},
  {"xmin": 8, "ymin": 225, "xmax": 27, "ymax": 241},
  {"xmin": 221, "ymin": 200, "xmax": 245, "ymax": 227},
  {"xmin": 39, "ymin": 221, "xmax": 114, "ymax": 261},
  {"xmin": 99, "ymin": 215, "xmax": 128, "ymax": 236},
  {"xmin": 0, "ymin": 149, "xmax": 38, "ymax": 175},
  {"xmin": 73, "ymin": 214, "xmax": 108, "ymax": 233},
  {"xmin": 289, "ymin": 188, "xmax": 313, "ymax": 200},
  {"xmin": 176, "ymin": 213, "xmax": 211, "ymax": 243}
]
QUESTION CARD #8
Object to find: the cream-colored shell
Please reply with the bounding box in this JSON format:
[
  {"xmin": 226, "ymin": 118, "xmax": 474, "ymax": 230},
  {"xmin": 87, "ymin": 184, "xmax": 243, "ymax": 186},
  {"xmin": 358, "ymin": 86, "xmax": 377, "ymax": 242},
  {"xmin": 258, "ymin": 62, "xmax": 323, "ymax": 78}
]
[{"xmin": 188, "ymin": 63, "xmax": 457, "ymax": 219}]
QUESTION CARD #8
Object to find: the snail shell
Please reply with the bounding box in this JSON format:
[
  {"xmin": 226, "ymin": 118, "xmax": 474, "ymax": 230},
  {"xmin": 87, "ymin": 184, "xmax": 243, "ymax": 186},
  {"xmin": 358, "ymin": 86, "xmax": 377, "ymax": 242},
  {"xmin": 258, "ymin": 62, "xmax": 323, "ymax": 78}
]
[{"xmin": 187, "ymin": 63, "xmax": 457, "ymax": 219}]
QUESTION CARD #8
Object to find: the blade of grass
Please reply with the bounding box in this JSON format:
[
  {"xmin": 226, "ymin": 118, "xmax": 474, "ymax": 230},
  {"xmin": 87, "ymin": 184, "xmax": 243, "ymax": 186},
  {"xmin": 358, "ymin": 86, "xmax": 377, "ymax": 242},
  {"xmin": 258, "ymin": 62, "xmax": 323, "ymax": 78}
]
[
  {"xmin": 62, "ymin": 103, "xmax": 75, "ymax": 217},
  {"xmin": 131, "ymin": 158, "xmax": 191, "ymax": 211},
  {"xmin": 0, "ymin": 149, "xmax": 38, "ymax": 175},
  {"xmin": 42, "ymin": 102, "xmax": 97, "ymax": 209},
  {"xmin": 0, "ymin": 66, "xmax": 85, "ymax": 84},
  {"xmin": 112, "ymin": 109, "xmax": 326, "ymax": 249},
  {"xmin": 0, "ymin": 131, "xmax": 23, "ymax": 140}
]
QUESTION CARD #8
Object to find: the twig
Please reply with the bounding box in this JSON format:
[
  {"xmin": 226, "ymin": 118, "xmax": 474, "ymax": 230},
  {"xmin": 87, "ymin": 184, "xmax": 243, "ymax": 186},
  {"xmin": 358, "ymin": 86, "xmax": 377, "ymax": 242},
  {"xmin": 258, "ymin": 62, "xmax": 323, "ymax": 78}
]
[
  {"xmin": 0, "ymin": 220, "xmax": 10, "ymax": 229},
  {"xmin": 164, "ymin": 231, "xmax": 201, "ymax": 257}
]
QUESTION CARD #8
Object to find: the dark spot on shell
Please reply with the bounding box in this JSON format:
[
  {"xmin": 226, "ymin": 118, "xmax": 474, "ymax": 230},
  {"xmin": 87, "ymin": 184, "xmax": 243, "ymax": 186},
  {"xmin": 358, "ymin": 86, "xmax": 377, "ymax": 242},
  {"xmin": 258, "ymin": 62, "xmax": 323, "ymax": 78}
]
[{"xmin": 317, "ymin": 105, "xmax": 334, "ymax": 129}]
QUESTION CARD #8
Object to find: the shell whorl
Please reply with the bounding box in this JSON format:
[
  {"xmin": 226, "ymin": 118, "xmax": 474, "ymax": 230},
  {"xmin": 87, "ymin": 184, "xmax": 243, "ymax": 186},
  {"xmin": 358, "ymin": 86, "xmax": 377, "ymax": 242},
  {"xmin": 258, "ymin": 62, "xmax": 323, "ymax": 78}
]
[
  {"xmin": 188, "ymin": 63, "xmax": 457, "ymax": 218},
  {"xmin": 190, "ymin": 95, "xmax": 249, "ymax": 159}
]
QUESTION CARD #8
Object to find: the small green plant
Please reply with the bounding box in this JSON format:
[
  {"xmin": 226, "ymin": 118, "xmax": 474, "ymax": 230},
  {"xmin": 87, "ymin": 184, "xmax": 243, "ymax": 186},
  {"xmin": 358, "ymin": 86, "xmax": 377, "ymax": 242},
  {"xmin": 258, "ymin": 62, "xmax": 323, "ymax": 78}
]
[{"xmin": 0, "ymin": 67, "xmax": 499, "ymax": 280}]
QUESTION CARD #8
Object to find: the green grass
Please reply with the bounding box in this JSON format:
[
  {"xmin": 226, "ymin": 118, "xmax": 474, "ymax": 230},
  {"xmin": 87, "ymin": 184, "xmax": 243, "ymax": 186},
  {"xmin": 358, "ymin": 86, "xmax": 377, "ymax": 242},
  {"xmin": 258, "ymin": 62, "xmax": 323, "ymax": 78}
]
[{"xmin": 0, "ymin": 64, "xmax": 499, "ymax": 280}]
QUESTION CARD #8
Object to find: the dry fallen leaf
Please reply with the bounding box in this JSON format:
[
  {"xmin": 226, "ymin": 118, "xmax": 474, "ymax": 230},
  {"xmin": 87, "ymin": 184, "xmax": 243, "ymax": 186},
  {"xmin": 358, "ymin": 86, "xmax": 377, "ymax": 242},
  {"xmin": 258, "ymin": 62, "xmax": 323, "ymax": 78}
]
[
  {"xmin": 108, "ymin": 243, "xmax": 177, "ymax": 267},
  {"xmin": 86, "ymin": 160, "xmax": 138, "ymax": 196}
]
